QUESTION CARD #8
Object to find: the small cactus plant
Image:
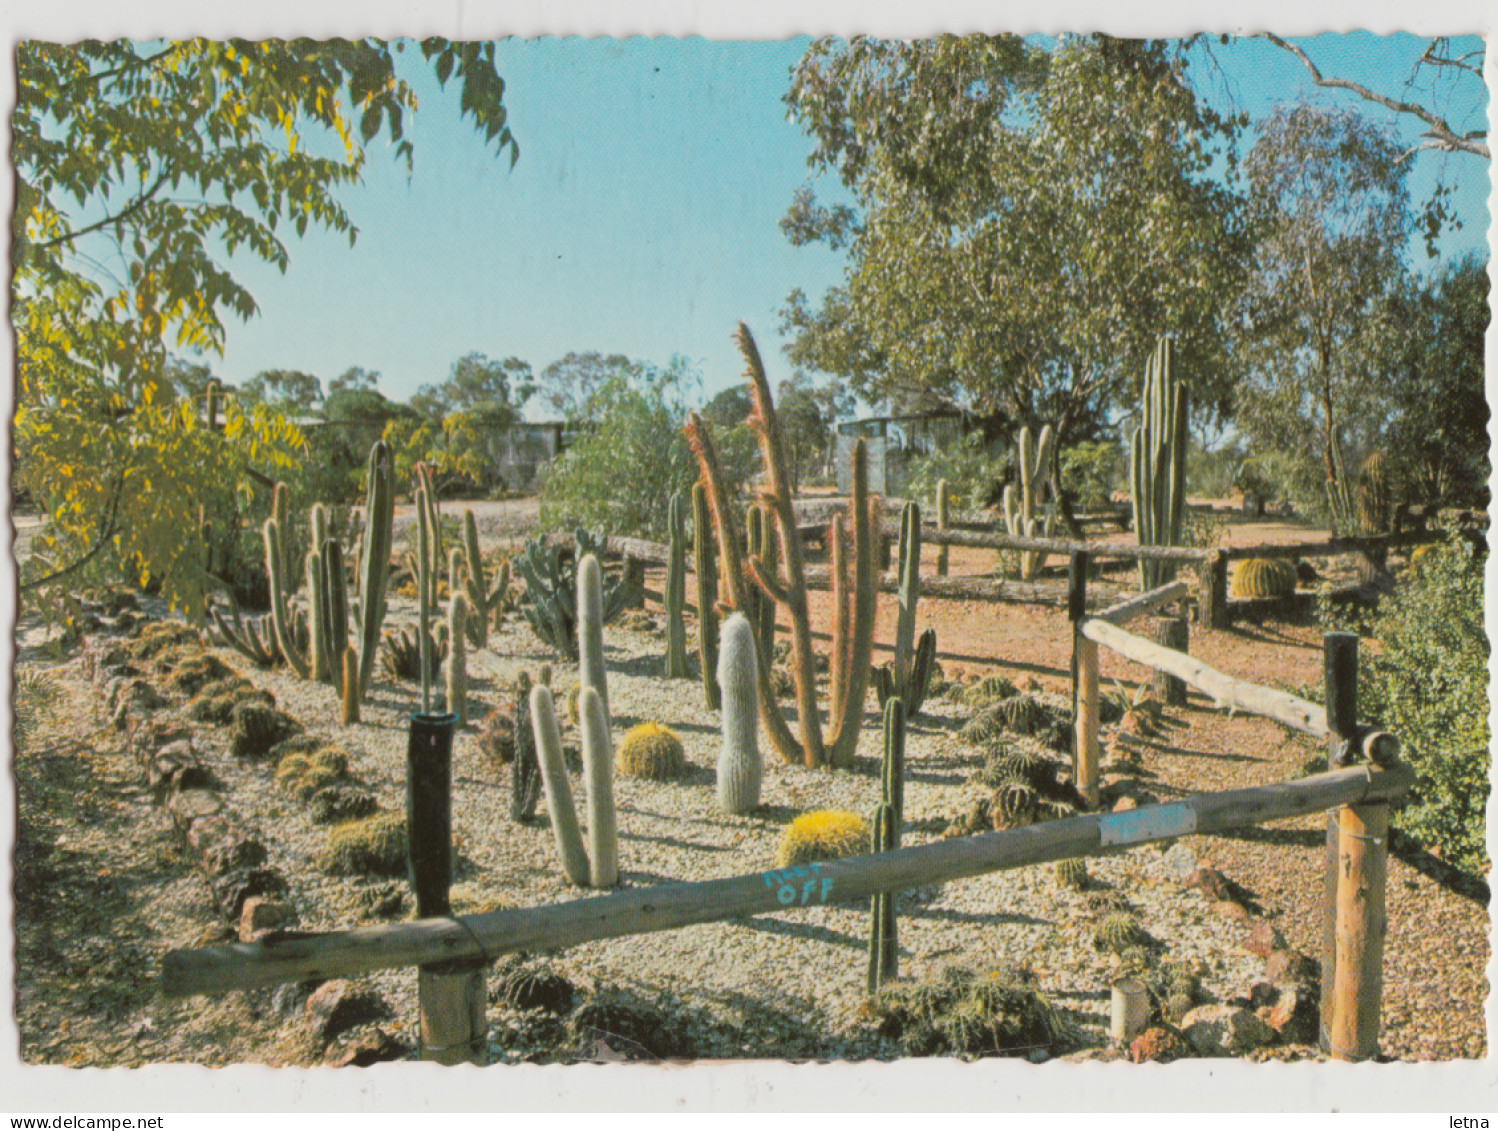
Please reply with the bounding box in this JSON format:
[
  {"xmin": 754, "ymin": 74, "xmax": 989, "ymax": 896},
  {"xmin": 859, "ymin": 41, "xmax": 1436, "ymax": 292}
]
[
  {"xmin": 616, "ymin": 722, "xmax": 686, "ymax": 781},
  {"xmin": 1229, "ymin": 557, "xmax": 1297, "ymax": 599},
  {"xmin": 775, "ymin": 809, "xmax": 869, "ymax": 868},
  {"xmin": 322, "ymin": 811, "xmax": 407, "ymax": 876},
  {"xmin": 1054, "ymin": 857, "xmax": 1089, "ymax": 891},
  {"xmin": 1094, "ymin": 911, "xmax": 1150, "ymax": 954}
]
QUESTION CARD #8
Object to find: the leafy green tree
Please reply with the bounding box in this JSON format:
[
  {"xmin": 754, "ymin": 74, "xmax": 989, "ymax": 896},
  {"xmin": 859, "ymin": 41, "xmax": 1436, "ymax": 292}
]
[
  {"xmin": 539, "ymin": 358, "xmax": 755, "ymax": 542},
  {"xmin": 700, "ymin": 385, "xmax": 753, "ymax": 429},
  {"xmin": 537, "ymin": 351, "xmax": 639, "ymax": 422},
  {"xmin": 14, "ymin": 39, "xmax": 517, "ymax": 615},
  {"xmin": 781, "ymin": 34, "xmax": 1248, "ymax": 443},
  {"xmin": 1231, "ymin": 103, "xmax": 1412, "ymax": 529},
  {"xmin": 241, "ymin": 369, "xmax": 324, "ymax": 414},
  {"xmin": 1374, "ymin": 255, "xmax": 1490, "ymax": 507}
]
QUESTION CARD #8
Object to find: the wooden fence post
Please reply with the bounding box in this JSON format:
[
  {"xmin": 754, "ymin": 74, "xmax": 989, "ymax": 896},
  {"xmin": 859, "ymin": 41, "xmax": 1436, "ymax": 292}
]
[
  {"xmin": 1149, "ymin": 616, "xmax": 1190, "ymax": 707},
  {"xmin": 1331, "ymin": 794, "xmax": 1390, "ymax": 1061},
  {"xmin": 1198, "ymin": 549, "xmax": 1228, "ymax": 630},
  {"xmin": 1320, "ymin": 631, "xmax": 1359, "ymax": 1059},
  {"xmin": 407, "ymin": 712, "xmax": 487, "ymax": 1066},
  {"xmin": 1069, "ymin": 553, "xmax": 1099, "ymax": 809}
]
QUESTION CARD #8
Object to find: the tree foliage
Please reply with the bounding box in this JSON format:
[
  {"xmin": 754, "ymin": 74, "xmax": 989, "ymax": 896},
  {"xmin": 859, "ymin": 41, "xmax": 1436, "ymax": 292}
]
[
  {"xmin": 781, "ymin": 35, "xmax": 1249, "ymax": 442},
  {"xmin": 1230, "ymin": 103, "xmax": 1412, "ymax": 526},
  {"xmin": 14, "ymin": 38, "xmax": 518, "ymax": 616},
  {"xmin": 536, "ymin": 351, "xmax": 639, "ymax": 422}
]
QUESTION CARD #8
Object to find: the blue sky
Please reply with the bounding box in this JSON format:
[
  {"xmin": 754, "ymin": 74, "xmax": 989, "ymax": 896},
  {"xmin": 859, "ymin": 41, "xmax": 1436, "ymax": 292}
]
[{"xmin": 198, "ymin": 32, "xmax": 1490, "ymax": 416}]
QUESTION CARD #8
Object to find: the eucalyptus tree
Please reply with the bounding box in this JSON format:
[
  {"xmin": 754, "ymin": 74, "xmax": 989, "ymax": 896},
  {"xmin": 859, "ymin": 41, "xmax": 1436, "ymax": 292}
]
[{"xmin": 781, "ymin": 34, "xmax": 1249, "ymax": 446}]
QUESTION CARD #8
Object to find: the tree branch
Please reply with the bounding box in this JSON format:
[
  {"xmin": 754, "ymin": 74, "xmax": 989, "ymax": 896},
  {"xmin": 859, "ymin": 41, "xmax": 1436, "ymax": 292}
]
[
  {"xmin": 1263, "ymin": 33, "xmax": 1489, "ymax": 159},
  {"xmin": 33, "ymin": 170, "xmax": 172, "ymax": 251},
  {"xmin": 20, "ymin": 472, "xmax": 126, "ymax": 592}
]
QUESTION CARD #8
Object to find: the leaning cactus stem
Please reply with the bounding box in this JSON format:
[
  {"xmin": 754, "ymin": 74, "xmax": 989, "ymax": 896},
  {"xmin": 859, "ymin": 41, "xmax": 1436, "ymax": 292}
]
[
  {"xmin": 529, "ymin": 684, "xmax": 590, "ymax": 886},
  {"xmin": 691, "ymin": 481, "xmax": 721, "ymax": 711},
  {"xmin": 578, "ymin": 686, "xmax": 618, "ymax": 888}
]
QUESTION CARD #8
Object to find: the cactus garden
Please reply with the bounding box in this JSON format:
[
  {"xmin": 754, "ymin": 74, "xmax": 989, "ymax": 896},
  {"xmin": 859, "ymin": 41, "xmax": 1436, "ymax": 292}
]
[{"xmin": 11, "ymin": 32, "xmax": 1490, "ymax": 1107}]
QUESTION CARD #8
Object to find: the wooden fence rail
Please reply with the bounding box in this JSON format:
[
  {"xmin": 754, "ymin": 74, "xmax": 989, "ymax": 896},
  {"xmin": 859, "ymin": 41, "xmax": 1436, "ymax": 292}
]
[{"xmin": 161, "ymin": 761, "xmax": 1411, "ymax": 1001}]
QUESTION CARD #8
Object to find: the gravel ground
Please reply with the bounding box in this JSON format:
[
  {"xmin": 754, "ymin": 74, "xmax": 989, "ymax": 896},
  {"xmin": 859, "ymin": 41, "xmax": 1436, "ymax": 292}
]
[{"xmin": 12, "ymin": 532, "xmax": 1488, "ymax": 1067}]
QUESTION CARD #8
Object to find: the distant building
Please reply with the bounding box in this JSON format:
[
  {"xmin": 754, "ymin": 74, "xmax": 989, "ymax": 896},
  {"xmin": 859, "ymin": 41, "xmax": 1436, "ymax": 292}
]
[
  {"xmin": 492, "ymin": 421, "xmax": 568, "ymax": 492},
  {"xmin": 833, "ymin": 408, "xmax": 969, "ymax": 496}
]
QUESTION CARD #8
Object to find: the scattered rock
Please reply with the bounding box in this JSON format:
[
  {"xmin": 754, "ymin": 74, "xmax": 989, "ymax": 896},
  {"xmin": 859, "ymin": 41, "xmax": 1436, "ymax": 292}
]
[
  {"xmin": 327, "ymin": 1028, "xmax": 410, "ymax": 1067},
  {"xmin": 1265, "ymin": 949, "xmax": 1319, "ymax": 985},
  {"xmin": 208, "ymin": 866, "xmax": 290, "ymax": 922},
  {"xmin": 1258, "ymin": 983, "xmax": 1318, "ymax": 1046},
  {"xmin": 1183, "ymin": 867, "xmax": 1234, "ymax": 903},
  {"xmin": 1161, "ymin": 843, "xmax": 1198, "ymax": 881},
  {"xmin": 1180, "ymin": 1004, "xmax": 1277, "ymax": 1056},
  {"xmin": 1210, "ymin": 899, "xmax": 1251, "ymax": 923},
  {"xmin": 1112, "ymin": 797, "xmax": 1138, "ymax": 813},
  {"xmin": 1245, "ymin": 921, "xmax": 1287, "ymax": 959},
  {"xmin": 191, "ymin": 822, "xmax": 268, "ymax": 878},
  {"xmin": 1128, "ymin": 1026, "xmax": 1191, "ymax": 1064},
  {"xmin": 239, "ymin": 896, "xmax": 295, "ymax": 942},
  {"xmin": 305, "ymin": 980, "xmax": 394, "ymax": 1047},
  {"xmin": 166, "ymin": 789, "xmax": 224, "ymax": 830}
]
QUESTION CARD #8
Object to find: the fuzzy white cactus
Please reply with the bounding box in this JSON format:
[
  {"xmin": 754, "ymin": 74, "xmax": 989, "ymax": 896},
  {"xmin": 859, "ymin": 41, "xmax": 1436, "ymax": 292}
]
[
  {"xmin": 578, "ymin": 685, "xmax": 618, "ymax": 887},
  {"xmin": 715, "ymin": 613, "xmax": 762, "ymax": 813},
  {"xmin": 529, "ymin": 683, "xmax": 589, "ymax": 886},
  {"xmin": 577, "ymin": 552, "xmax": 610, "ymax": 727}
]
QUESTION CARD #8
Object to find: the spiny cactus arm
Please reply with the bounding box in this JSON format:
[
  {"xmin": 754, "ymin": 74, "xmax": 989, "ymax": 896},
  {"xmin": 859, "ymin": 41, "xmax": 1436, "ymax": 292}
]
[
  {"xmin": 686, "ymin": 412, "xmax": 801, "ymax": 764},
  {"xmin": 691, "ymin": 480, "xmax": 722, "ymax": 711},
  {"xmin": 744, "ymin": 553, "xmax": 791, "ymax": 607},
  {"xmin": 894, "ymin": 501, "xmax": 920, "ymax": 682},
  {"xmin": 356, "ymin": 440, "xmax": 394, "ymax": 698},
  {"xmin": 905, "ymin": 628, "xmax": 937, "ymax": 716},
  {"xmin": 264, "ymin": 519, "xmax": 310, "ymax": 679},
  {"xmin": 881, "ymin": 696, "xmax": 906, "ymax": 820},
  {"xmin": 827, "ymin": 440, "xmax": 876, "ymax": 768},
  {"xmin": 735, "ymin": 325, "xmax": 825, "ymax": 769},
  {"xmin": 460, "ymin": 509, "xmax": 489, "ymax": 649},
  {"xmin": 529, "ymin": 684, "xmax": 590, "ymax": 886},
  {"xmin": 578, "ymin": 686, "xmax": 618, "ymax": 888},
  {"xmin": 209, "ymin": 603, "xmax": 278, "ymax": 667},
  {"xmin": 445, "ymin": 592, "xmax": 468, "ymax": 725},
  {"xmin": 271, "ymin": 481, "xmax": 291, "ymax": 594},
  {"xmin": 322, "ymin": 538, "xmax": 350, "ymax": 693},
  {"xmin": 417, "ymin": 484, "xmax": 432, "ymax": 715},
  {"xmin": 577, "ymin": 553, "xmax": 610, "ymax": 726},
  {"xmin": 753, "ymin": 500, "xmax": 779, "ymax": 652}
]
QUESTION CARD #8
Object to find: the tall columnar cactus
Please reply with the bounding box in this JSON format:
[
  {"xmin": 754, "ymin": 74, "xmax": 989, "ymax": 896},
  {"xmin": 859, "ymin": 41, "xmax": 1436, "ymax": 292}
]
[
  {"xmin": 1003, "ymin": 424, "xmax": 1057, "ymax": 580},
  {"xmin": 692, "ymin": 481, "xmax": 721, "ymax": 711},
  {"xmin": 577, "ymin": 552, "xmax": 610, "ymax": 728},
  {"xmin": 340, "ymin": 647, "xmax": 359, "ymax": 725},
  {"xmin": 872, "ymin": 502, "xmax": 936, "ymax": 715},
  {"xmin": 684, "ymin": 323, "xmax": 875, "ymax": 770},
  {"xmin": 935, "ymin": 478, "xmax": 951, "ymax": 577},
  {"xmin": 446, "ymin": 592, "xmax": 468, "ymax": 725},
  {"xmin": 745, "ymin": 500, "xmax": 778, "ymax": 655},
  {"xmin": 715, "ymin": 613, "xmax": 761, "ymax": 814},
  {"xmin": 460, "ymin": 509, "xmax": 491, "ymax": 649},
  {"xmin": 1130, "ymin": 337, "xmax": 1189, "ymax": 590},
  {"xmin": 348, "ymin": 440, "xmax": 394, "ymax": 700},
  {"xmin": 868, "ymin": 697, "xmax": 906, "ymax": 995},
  {"xmin": 529, "ymin": 683, "xmax": 589, "ymax": 886},
  {"xmin": 663, "ymin": 492, "xmax": 689, "ymax": 679},
  {"xmin": 509, "ymin": 671, "xmax": 542, "ymax": 823},
  {"xmin": 306, "ymin": 547, "xmax": 328, "ymax": 682},
  {"xmin": 321, "ymin": 538, "xmax": 350, "ymax": 694},
  {"xmin": 416, "ymin": 477, "xmax": 434, "ymax": 715},
  {"xmin": 271, "ymin": 481, "xmax": 292, "ymax": 594},
  {"xmin": 264, "ymin": 516, "xmax": 310, "ymax": 679},
  {"xmin": 578, "ymin": 686, "xmax": 618, "ymax": 888}
]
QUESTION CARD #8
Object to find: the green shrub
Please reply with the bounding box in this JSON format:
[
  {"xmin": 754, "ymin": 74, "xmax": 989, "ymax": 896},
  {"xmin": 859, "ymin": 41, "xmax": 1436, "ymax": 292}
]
[
  {"xmin": 903, "ymin": 432, "xmax": 1011, "ymax": 513},
  {"xmin": 1356, "ymin": 536, "xmax": 1489, "ymax": 871},
  {"xmin": 1058, "ymin": 441, "xmax": 1124, "ymax": 512},
  {"xmin": 537, "ymin": 362, "xmax": 754, "ymax": 543}
]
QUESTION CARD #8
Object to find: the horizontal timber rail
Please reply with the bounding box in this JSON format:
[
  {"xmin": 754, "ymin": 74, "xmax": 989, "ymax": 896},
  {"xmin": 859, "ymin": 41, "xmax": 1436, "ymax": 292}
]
[
  {"xmin": 1094, "ymin": 581, "xmax": 1188, "ymax": 626},
  {"xmin": 1079, "ymin": 614, "xmax": 1330, "ymax": 738},
  {"xmin": 160, "ymin": 762, "xmax": 1413, "ymax": 999}
]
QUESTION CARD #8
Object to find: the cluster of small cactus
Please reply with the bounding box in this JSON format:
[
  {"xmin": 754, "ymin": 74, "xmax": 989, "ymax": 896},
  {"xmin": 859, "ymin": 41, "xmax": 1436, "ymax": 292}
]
[
  {"xmin": 872, "ymin": 502, "xmax": 937, "ymax": 716},
  {"xmin": 381, "ymin": 625, "xmax": 447, "ymax": 684},
  {"xmin": 715, "ymin": 613, "xmax": 762, "ymax": 813},
  {"xmin": 1130, "ymin": 337, "xmax": 1189, "ymax": 590},
  {"xmin": 1003, "ymin": 424, "xmax": 1058, "ymax": 580},
  {"xmin": 960, "ymin": 691, "xmax": 1071, "ymax": 752},
  {"xmin": 516, "ymin": 529, "xmax": 631, "ymax": 659},
  {"xmin": 685, "ymin": 323, "xmax": 875, "ymax": 770},
  {"xmin": 1229, "ymin": 557, "xmax": 1298, "ymax": 599},
  {"xmin": 775, "ymin": 809, "xmax": 869, "ymax": 868},
  {"xmin": 322, "ymin": 811, "xmax": 408, "ymax": 877},
  {"xmin": 616, "ymin": 721, "xmax": 686, "ymax": 780},
  {"xmin": 864, "ymin": 964, "xmax": 1064, "ymax": 1058},
  {"xmin": 955, "ymin": 673, "xmax": 1018, "ymax": 710}
]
